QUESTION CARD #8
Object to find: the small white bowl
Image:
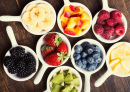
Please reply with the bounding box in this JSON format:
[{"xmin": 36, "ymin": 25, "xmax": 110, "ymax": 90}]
[
  {"xmin": 0, "ymin": 0, "xmax": 56, "ymax": 35},
  {"xmin": 44, "ymin": 66, "xmax": 82, "ymax": 92},
  {"xmin": 34, "ymin": 32, "xmax": 71, "ymax": 84},
  {"xmin": 57, "ymin": 0, "xmax": 92, "ymax": 37},
  {"xmin": 95, "ymin": 42, "xmax": 130, "ymax": 87},
  {"xmin": 3, "ymin": 26, "xmax": 39, "ymax": 81},
  {"xmin": 92, "ymin": 0, "xmax": 127, "ymax": 43},
  {"xmin": 71, "ymin": 39, "xmax": 106, "ymax": 92}
]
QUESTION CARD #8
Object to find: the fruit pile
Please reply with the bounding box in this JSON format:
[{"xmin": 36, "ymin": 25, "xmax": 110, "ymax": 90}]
[
  {"xmin": 60, "ymin": 5, "xmax": 91, "ymax": 36},
  {"xmin": 41, "ymin": 33, "xmax": 68, "ymax": 66},
  {"xmin": 109, "ymin": 43, "xmax": 130, "ymax": 75},
  {"xmin": 94, "ymin": 10, "xmax": 125, "ymax": 39},
  {"xmin": 4, "ymin": 46, "xmax": 36, "ymax": 78},
  {"xmin": 73, "ymin": 42, "xmax": 103, "ymax": 71},
  {"xmin": 50, "ymin": 70, "xmax": 79, "ymax": 92},
  {"xmin": 22, "ymin": 3, "xmax": 54, "ymax": 33}
]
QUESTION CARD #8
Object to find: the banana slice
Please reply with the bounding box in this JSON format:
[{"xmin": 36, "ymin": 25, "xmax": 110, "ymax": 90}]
[
  {"xmin": 22, "ymin": 11, "xmax": 37, "ymax": 27},
  {"xmin": 26, "ymin": 3, "xmax": 37, "ymax": 11},
  {"xmin": 28, "ymin": 23, "xmax": 43, "ymax": 33},
  {"xmin": 38, "ymin": 13, "xmax": 54, "ymax": 30},
  {"xmin": 37, "ymin": 3, "xmax": 52, "ymax": 14},
  {"xmin": 31, "ymin": 7, "xmax": 45, "ymax": 22}
]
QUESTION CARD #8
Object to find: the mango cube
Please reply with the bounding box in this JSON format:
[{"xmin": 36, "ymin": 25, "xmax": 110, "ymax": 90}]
[
  {"xmin": 75, "ymin": 26, "xmax": 82, "ymax": 36},
  {"xmin": 81, "ymin": 20, "xmax": 90, "ymax": 29},
  {"xmin": 81, "ymin": 12, "xmax": 91, "ymax": 20},
  {"xmin": 60, "ymin": 13, "xmax": 69, "ymax": 23},
  {"xmin": 67, "ymin": 17, "xmax": 80, "ymax": 28},
  {"xmin": 64, "ymin": 6, "xmax": 73, "ymax": 14}
]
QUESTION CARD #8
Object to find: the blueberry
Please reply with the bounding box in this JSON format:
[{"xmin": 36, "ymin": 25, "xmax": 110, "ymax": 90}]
[
  {"xmin": 74, "ymin": 45, "xmax": 83, "ymax": 53},
  {"xmin": 82, "ymin": 64, "xmax": 86, "ymax": 69},
  {"xmin": 87, "ymin": 57, "xmax": 95, "ymax": 64},
  {"xmin": 93, "ymin": 45, "xmax": 100, "ymax": 52},
  {"xmin": 81, "ymin": 52, "xmax": 87, "ymax": 58},
  {"xmin": 73, "ymin": 53, "xmax": 81, "ymax": 60},
  {"xmin": 85, "ymin": 47, "xmax": 93, "ymax": 54},
  {"xmin": 82, "ymin": 58, "xmax": 88, "ymax": 64},
  {"xmin": 95, "ymin": 57, "xmax": 102, "ymax": 63},
  {"xmin": 92, "ymin": 51, "xmax": 100, "ymax": 58},
  {"xmin": 76, "ymin": 60, "xmax": 83, "ymax": 68},
  {"xmin": 87, "ymin": 63, "xmax": 97, "ymax": 71},
  {"xmin": 81, "ymin": 42, "xmax": 91, "ymax": 48}
]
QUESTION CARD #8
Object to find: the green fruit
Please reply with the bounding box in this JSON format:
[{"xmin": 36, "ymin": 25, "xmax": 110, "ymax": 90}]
[
  {"xmin": 62, "ymin": 84, "xmax": 74, "ymax": 92},
  {"xmin": 52, "ymin": 84, "xmax": 61, "ymax": 92},
  {"xmin": 70, "ymin": 88, "xmax": 77, "ymax": 92},
  {"xmin": 64, "ymin": 70, "xmax": 73, "ymax": 82},
  {"xmin": 72, "ymin": 78, "xmax": 79, "ymax": 86},
  {"xmin": 51, "ymin": 73, "xmax": 64, "ymax": 84}
]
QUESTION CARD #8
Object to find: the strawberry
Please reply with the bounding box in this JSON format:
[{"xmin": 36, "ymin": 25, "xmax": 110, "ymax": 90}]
[
  {"xmin": 56, "ymin": 41, "xmax": 68, "ymax": 54},
  {"xmin": 41, "ymin": 45, "xmax": 54, "ymax": 58},
  {"xmin": 45, "ymin": 52, "xmax": 68, "ymax": 66},
  {"xmin": 43, "ymin": 33, "xmax": 62, "ymax": 47}
]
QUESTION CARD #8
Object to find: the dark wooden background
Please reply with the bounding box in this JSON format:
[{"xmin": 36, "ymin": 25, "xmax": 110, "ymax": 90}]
[{"xmin": 0, "ymin": 0, "xmax": 130, "ymax": 92}]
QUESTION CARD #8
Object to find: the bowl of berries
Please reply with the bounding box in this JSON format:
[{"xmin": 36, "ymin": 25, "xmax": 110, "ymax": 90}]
[
  {"xmin": 71, "ymin": 39, "xmax": 106, "ymax": 92},
  {"xmin": 92, "ymin": 0, "xmax": 127, "ymax": 43},
  {"xmin": 34, "ymin": 32, "xmax": 71, "ymax": 84}
]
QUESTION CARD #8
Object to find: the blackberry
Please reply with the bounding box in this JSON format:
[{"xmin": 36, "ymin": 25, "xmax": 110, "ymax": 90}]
[
  {"xmin": 23, "ymin": 52, "xmax": 35, "ymax": 62},
  {"xmin": 7, "ymin": 62, "xmax": 17, "ymax": 74},
  {"xmin": 10, "ymin": 46, "xmax": 25, "ymax": 58},
  {"xmin": 17, "ymin": 69, "xmax": 28, "ymax": 78},
  {"xmin": 4, "ymin": 56, "xmax": 15, "ymax": 67},
  {"xmin": 16, "ymin": 60, "xmax": 26, "ymax": 73}
]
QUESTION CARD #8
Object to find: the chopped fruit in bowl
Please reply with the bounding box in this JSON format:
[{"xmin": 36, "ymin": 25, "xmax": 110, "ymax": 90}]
[{"xmin": 58, "ymin": 4, "xmax": 92, "ymax": 37}]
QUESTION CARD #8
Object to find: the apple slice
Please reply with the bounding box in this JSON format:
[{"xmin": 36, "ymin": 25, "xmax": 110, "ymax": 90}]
[
  {"xmin": 69, "ymin": 5, "xmax": 76, "ymax": 11},
  {"xmin": 64, "ymin": 11, "xmax": 71, "ymax": 18},
  {"xmin": 64, "ymin": 28, "xmax": 76, "ymax": 36},
  {"xmin": 77, "ymin": 20, "xmax": 84, "ymax": 28}
]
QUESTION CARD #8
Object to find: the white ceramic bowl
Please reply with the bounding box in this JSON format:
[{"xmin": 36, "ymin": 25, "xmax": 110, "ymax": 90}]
[
  {"xmin": 34, "ymin": 32, "xmax": 71, "ymax": 84},
  {"xmin": 44, "ymin": 66, "xmax": 82, "ymax": 92},
  {"xmin": 95, "ymin": 42, "xmax": 130, "ymax": 87},
  {"xmin": 3, "ymin": 26, "xmax": 39, "ymax": 81},
  {"xmin": 92, "ymin": 0, "xmax": 127, "ymax": 43},
  {"xmin": 0, "ymin": 0, "xmax": 56, "ymax": 35},
  {"xmin": 71, "ymin": 39, "xmax": 106, "ymax": 92},
  {"xmin": 57, "ymin": 0, "xmax": 92, "ymax": 37}
]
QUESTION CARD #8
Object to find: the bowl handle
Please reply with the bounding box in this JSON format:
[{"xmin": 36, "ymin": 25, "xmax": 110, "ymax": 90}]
[
  {"xmin": 34, "ymin": 65, "xmax": 48, "ymax": 85},
  {"xmin": 6, "ymin": 26, "xmax": 18, "ymax": 47},
  {"xmin": 0, "ymin": 16, "xmax": 21, "ymax": 22},
  {"xmin": 63, "ymin": 0, "xmax": 70, "ymax": 5},
  {"xmin": 95, "ymin": 70, "xmax": 112, "ymax": 87},
  {"xmin": 102, "ymin": 0, "xmax": 109, "ymax": 9},
  {"xmin": 84, "ymin": 74, "xmax": 91, "ymax": 92}
]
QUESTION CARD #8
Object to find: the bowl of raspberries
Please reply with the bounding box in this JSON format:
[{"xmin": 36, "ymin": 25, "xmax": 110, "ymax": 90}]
[
  {"xmin": 92, "ymin": 10, "xmax": 127, "ymax": 43},
  {"xmin": 3, "ymin": 46, "xmax": 39, "ymax": 81}
]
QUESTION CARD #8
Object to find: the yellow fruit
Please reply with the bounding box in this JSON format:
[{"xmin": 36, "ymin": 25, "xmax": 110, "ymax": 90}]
[
  {"xmin": 124, "ymin": 45, "xmax": 130, "ymax": 55},
  {"xmin": 75, "ymin": 26, "xmax": 82, "ymax": 36},
  {"xmin": 109, "ymin": 58, "xmax": 120, "ymax": 69},
  {"xmin": 113, "ymin": 63, "xmax": 129, "ymax": 75},
  {"xmin": 81, "ymin": 20, "xmax": 90, "ymax": 29},
  {"xmin": 67, "ymin": 17, "xmax": 80, "ymax": 28},
  {"xmin": 79, "ymin": 7, "xmax": 84, "ymax": 14},
  {"xmin": 121, "ymin": 55, "xmax": 130, "ymax": 70},
  {"xmin": 81, "ymin": 12, "xmax": 91, "ymax": 20},
  {"xmin": 60, "ymin": 13, "xmax": 69, "ymax": 23},
  {"xmin": 64, "ymin": 6, "xmax": 73, "ymax": 14}
]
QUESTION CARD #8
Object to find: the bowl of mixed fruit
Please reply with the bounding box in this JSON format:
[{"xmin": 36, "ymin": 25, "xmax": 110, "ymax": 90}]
[{"xmin": 57, "ymin": 3, "xmax": 92, "ymax": 37}]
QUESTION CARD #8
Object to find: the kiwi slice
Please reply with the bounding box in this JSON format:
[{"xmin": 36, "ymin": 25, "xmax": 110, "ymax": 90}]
[
  {"xmin": 70, "ymin": 88, "xmax": 77, "ymax": 92},
  {"xmin": 62, "ymin": 84, "xmax": 74, "ymax": 92},
  {"xmin": 64, "ymin": 70, "xmax": 73, "ymax": 82},
  {"xmin": 72, "ymin": 78, "xmax": 79, "ymax": 86},
  {"xmin": 52, "ymin": 84, "xmax": 61, "ymax": 92},
  {"xmin": 51, "ymin": 73, "xmax": 64, "ymax": 84}
]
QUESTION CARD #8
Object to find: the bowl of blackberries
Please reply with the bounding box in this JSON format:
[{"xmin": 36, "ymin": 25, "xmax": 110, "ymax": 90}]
[
  {"xmin": 3, "ymin": 46, "xmax": 39, "ymax": 81},
  {"xmin": 71, "ymin": 39, "xmax": 106, "ymax": 72}
]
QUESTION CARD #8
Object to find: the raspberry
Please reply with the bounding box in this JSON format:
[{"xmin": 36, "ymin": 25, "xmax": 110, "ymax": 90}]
[
  {"xmin": 101, "ymin": 32, "xmax": 110, "ymax": 39},
  {"xmin": 97, "ymin": 19, "xmax": 106, "ymax": 26},
  {"xmin": 115, "ymin": 24, "xmax": 125, "ymax": 35},
  {"xmin": 104, "ymin": 25, "xmax": 115, "ymax": 36},
  {"xmin": 106, "ymin": 18, "xmax": 117, "ymax": 26},
  {"xmin": 98, "ymin": 10, "xmax": 110, "ymax": 20},
  {"xmin": 94, "ymin": 24, "xmax": 104, "ymax": 35},
  {"xmin": 112, "ymin": 32, "xmax": 117, "ymax": 36},
  {"xmin": 111, "ymin": 10, "xmax": 122, "ymax": 23}
]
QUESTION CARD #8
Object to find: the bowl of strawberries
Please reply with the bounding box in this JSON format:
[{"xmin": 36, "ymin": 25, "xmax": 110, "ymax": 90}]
[{"xmin": 34, "ymin": 32, "xmax": 71, "ymax": 84}]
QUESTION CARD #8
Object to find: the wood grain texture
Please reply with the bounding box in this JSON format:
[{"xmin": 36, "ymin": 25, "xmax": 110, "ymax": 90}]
[{"xmin": 0, "ymin": 0, "xmax": 130, "ymax": 92}]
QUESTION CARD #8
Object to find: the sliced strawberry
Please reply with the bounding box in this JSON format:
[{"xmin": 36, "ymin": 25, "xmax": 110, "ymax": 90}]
[
  {"xmin": 43, "ymin": 33, "xmax": 62, "ymax": 47},
  {"xmin": 77, "ymin": 20, "xmax": 84, "ymax": 28},
  {"xmin": 56, "ymin": 41, "xmax": 68, "ymax": 54},
  {"xmin": 64, "ymin": 28, "xmax": 76, "ymax": 36},
  {"xmin": 69, "ymin": 5, "xmax": 76, "ymax": 11},
  {"xmin": 64, "ymin": 11, "xmax": 71, "ymax": 18}
]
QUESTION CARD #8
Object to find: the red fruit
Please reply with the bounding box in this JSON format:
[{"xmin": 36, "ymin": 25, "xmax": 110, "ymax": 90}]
[
  {"xmin": 106, "ymin": 18, "xmax": 117, "ymax": 26},
  {"xmin": 56, "ymin": 41, "xmax": 68, "ymax": 54},
  {"xmin": 115, "ymin": 24, "xmax": 125, "ymax": 35},
  {"xmin": 43, "ymin": 33, "xmax": 62, "ymax": 47},
  {"xmin": 69, "ymin": 5, "xmax": 76, "ymax": 11},
  {"xmin": 41, "ymin": 45, "xmax": 54, "ymax": 58},
  {"xmin": 71, "ymin": 14, "xmax": 81, "ymax": 17},
  {"xmin": 62, "ymin": 22, "xmax": 67, "ymax": 29},
  {"xmin": 77, "ymin": 20, "xmax": 84, "ymax": 28},
  {"xmin": 111, "ymin": 10, "xmax": 122, "ymax": 23},
  {"xmin": 94, "ymin": 24, "xmax": 104, "ymax": 35},
  {"xmin": 112, "ymin": 32, "xmax": 117, "ymax": 36},
  {"xmin": 74, "ymin": 7, "xmax": 80, "ymax": 13},
  {"xmin": 101, "ymin": 32, "xmax": 110, "ymax": 39},
  {"xmin": 64, "ymin": 11, "xmax": 71, "ymax": 18},
  {"xmin": 98, "ymin": 10, "xmax": 110, "ymax": 20},
  {"xmin": 97, "ymin": 19, "xmax": 106, "ymax": 26},
  {"xmin": 64, "ymin": 28, "xmax": 76, "ymax": 36},
  {"xmin": 104, "ymin": 25, "xmax": 115, "ymax": 36}
]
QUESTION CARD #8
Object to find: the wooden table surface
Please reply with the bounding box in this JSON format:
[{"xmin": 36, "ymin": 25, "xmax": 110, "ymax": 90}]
[{"xmin": 0, "ymin": 0, "xmax": 130, "ymax": 92}]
